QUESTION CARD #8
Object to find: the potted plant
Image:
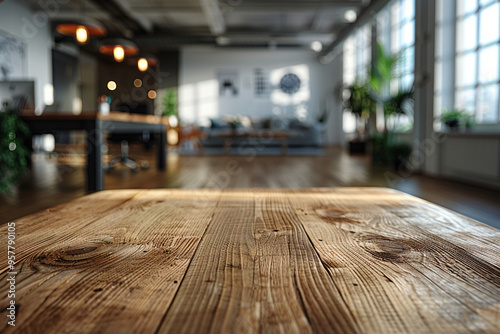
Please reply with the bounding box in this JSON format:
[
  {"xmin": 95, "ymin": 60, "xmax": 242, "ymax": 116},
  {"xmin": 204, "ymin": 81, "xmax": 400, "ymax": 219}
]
[
  {"xmin": 342, "ymin": 81, "xmax": 374, "ymax": 154},
  {"xmin": 0, "ymin": 107, "xmax": 30, "ymax": 192},
  {"xmin": 388, "ymin": 142, "xmax": 412, "ymax": 171},
  {"xmin": 366, "ymin": 43, "xmax": 415, "ymax": 166},
  {"xmin": 370, "ymin": 132, "xmax": 391, "ymax": 164},
  {"xmin": 383, "ymin": 88, "xmax": 414, "ymax": 121},
  {"xmin": 440, "ymin": 108, "xmax": 467, "ymax": 130}
]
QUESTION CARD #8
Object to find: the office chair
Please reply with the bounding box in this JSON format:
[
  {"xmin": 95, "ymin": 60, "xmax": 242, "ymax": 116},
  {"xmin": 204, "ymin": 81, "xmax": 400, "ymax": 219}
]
[{"xmin": 104, "ymin": 102, "xmax": 152, "ymax": 172}]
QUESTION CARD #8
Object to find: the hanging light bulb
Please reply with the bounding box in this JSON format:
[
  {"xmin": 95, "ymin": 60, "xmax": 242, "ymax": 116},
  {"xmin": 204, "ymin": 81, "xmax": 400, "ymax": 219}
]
[
  {"xmin": 129, "ymin": 54, "xmax": 159, "ymax": 71},
  {"xmin": 99, "ymin": 39, "xmax": 139, "ymax": 62},
  {"xmin": 138, "ymin": 58, "xmax": 148, "ymax": 71},
  {"xmin": 75, "ymin": 25, "xmax": 88, "ymax": 44},
  {"xmin": 56, "ymin": 0, "xmax": 106, "ymax": 45},
  {"xmin": 56, "ymin": 21, "xmax": 106, "ymax": 44},
  {"xmin": 113, "ymin": 45, "xmax": 125, "ymax": 62}
]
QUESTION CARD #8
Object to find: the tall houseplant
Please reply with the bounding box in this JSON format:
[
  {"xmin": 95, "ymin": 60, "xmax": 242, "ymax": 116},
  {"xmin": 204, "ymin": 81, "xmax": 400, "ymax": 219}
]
[
  {"xmin": 0, "ymin": 108, "xmax": 30, "ymax": 192},
  {"xmin": 368, "ymin": 43, "xmax": 414, "ymax": 167},
  {"xmin": 342, "ymin": 81, "xmax": 375, "ymax": 153}
]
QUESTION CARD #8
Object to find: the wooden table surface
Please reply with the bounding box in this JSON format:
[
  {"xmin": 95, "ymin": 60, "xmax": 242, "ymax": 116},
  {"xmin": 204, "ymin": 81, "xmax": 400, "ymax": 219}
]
[
  {"xmin": 21, "ymin": 111, "xmax": 166, "ymax": 125},
  {"xmin": 1, "ymin": 188, "xmax": 499, "ymax": 333},
  {"xmin": 20, "ymin": 112, "xmax": 167, "ymax": 191}
]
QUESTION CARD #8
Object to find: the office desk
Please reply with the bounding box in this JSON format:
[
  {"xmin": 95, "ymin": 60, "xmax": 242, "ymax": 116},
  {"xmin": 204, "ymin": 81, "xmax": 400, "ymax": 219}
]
[
  {"xmin": 21, "ymin": 112, "xmax": 167, "ymax": 191},
  {"xmin": 1, "ymin": 188, "xmax": 499, "ymax": 333}
]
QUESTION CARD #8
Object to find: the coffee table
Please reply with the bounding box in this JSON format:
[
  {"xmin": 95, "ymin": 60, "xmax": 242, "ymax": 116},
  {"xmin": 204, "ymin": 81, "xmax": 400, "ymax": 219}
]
[{"xmin": 1, "ymin": 188, "xmax": 499, "ymax": 333}]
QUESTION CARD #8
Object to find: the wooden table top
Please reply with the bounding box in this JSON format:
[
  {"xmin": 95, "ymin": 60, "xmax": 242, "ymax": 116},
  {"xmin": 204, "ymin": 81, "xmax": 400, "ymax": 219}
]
[
  {"xmin": 1, "ymin": 188, "xmax": 499, "ymax": 333},
  {"xmin": 21, "ymin": 111, "xmax": 167, "ymax": 125}
]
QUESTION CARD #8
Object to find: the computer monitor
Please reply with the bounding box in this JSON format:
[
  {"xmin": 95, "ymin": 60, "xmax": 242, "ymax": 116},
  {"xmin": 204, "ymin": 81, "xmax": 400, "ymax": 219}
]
[{"xmin": 0, "ymin": 80, "xmax": 35, "ymax": 114}]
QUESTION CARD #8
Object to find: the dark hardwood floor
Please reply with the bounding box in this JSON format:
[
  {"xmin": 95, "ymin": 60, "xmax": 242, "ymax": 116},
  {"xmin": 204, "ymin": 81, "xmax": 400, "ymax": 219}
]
[{"xmin": 1, "ymin": 144, "xmax": 499, "ymax": 229}]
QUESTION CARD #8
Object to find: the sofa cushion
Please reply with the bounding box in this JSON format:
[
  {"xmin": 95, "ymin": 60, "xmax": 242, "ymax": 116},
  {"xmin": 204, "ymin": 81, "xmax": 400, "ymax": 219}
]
[
  {"xmin": 210, "ymin": 118, "xmax": 229, "ymax": 129},
  {"xmin": 288, "ymin": 118, "xmax": 312, "ymax": 131}
]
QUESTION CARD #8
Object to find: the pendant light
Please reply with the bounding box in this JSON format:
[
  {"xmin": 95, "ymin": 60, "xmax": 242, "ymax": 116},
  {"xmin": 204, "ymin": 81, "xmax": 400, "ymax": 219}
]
[
  {"xmin": 129, "ymin": 54, "xmax": 159, "ymax": 72},
  {"xmin": 99, "ymin": 39, "xmax": 139, "ymax": 62},
  {"xmin": 56, "ymin": 19, "xmax": 107, "ymax": 44},
  {"xmin": 138, "ymin": 58, "xmax": 148, "ymax": 71},
  {"xmin": 55, "ymin": 1, "xmax": 106, "ymax": 44}
]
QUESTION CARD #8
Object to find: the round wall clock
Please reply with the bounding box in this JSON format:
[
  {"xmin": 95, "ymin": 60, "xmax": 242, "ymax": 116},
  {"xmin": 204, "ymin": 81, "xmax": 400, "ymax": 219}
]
[{"xmin": 279, "ymin": 73, "xmax": 301, "ymax": 95}]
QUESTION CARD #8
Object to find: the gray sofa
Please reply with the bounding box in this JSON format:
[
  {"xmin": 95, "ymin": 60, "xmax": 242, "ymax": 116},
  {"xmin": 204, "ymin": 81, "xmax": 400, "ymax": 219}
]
[{"xmin": 201, "ymin": 117, "xmax": 323, "ymax": 148}]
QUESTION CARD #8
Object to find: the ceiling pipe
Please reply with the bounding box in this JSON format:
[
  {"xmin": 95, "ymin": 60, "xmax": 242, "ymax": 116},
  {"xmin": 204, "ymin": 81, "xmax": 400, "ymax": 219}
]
[
  {"xmin": 319, "ymin": 0, "xmax": 392, "ymax": 63},
  {"xmin": 199, "ymin": 0, "xmax": 226, "ymax": 35}
]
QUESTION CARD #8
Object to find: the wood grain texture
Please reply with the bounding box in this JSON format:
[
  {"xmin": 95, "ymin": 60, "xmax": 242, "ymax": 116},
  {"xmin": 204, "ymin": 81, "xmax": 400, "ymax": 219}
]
[
  {"xmin": 1, "ymin": 188, "xmax": 499, "ymax": 333},
  {"xmin": 3, "ymin": 148, "xmax": 500, "ymax": 230},
  {"xmin": 0, "ymin": 190, "xmax": 220, "ymax": 333},
  {"xmin": 21, "ymin": 112, "xmax": 163, "ymax": 125},
  {"xmin": 286, "ymin": 188, "xmax": 500, "ymax": 333}
]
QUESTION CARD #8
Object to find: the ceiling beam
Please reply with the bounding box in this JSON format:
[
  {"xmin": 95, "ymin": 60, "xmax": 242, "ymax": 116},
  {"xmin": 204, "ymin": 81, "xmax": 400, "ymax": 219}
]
[
  {"xmin": 222, "ymin": 0, "xmax": 363, "ymax": 9},
  {"xmin": 133, "ymin": 32, "xmax": 334, "ymax": 49},
  {"xmin": 319, "ymin": 0, "xmax": 391, "ymax": 63},
  {"xmin": 88, "ymin": 0, "xmax": 149, "ymax": 35},
  {"xmin": 199, "ymin": 0, "xmax": 226, "ymax": 35}
]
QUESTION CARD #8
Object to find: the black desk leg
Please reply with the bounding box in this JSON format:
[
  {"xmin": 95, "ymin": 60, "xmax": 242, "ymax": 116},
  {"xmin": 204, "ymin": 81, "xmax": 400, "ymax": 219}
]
[
  {"xmin": 158, "ymin": 127, "xmax": 166, "ymax": 170},
  {"xmin": 86, "ymin": 120, "xmax": 104, "ymax": 192}
]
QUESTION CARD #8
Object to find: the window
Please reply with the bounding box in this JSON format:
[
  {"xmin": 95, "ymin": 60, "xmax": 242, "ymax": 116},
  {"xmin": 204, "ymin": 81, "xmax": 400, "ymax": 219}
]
[
  {"xmin": 378, "ymin": 0, "xmax": 416, "ymax": 132},
  {"xmin": 455, "ymin": 0, "xmax": 500, "ymax": 124},
  {"xmin": 389, "ymin": 0, "xmax": 415, "ymax": 94},
  {"xmin": 434, "ymin": 0, "xmax": 445, "ymax": 130},
  {"xmin": 342, "ymin": 0, "xmax": 416, "ymax": 133},
  {"xmin": 355, "ymin": 25, "xmax": 372, "ymax": 81},
  {"xmin": 342, "ymin": 28, "xmax": 372, "ymax": 133}
]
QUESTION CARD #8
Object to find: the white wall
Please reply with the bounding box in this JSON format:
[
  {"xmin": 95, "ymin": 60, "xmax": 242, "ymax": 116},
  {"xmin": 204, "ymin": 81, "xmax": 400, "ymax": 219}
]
[
  {"xmin": 179, "ymin": 47, "xmax": 344, "ymax": 145},
  {"xmin": 0, "ymin": 0, "xmax": 53, "ymax": 113},
  {"xmin": 438, "ymin": 134, "xmax": 500, "ymax": 190}
]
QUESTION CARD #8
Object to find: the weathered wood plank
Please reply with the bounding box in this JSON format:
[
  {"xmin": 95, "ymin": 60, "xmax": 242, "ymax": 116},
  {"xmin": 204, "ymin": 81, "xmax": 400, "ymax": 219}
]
[
  {"xmin": 1, "ymin": 188, "xmax": 499, "ymax": 333},
  {"xmin": 158, "ymin": 189, "xmax": 359, "ymax": 333},
  {"xmin": 0, "ymin": 190, "xmax": 221, "ymax": 333},
  {"xmin": 1, "ymin": 190, "xmax": 145, "ymax": 274},
  {"xmin": 287, "ymin": 188, "xmax": 500, "ymax": 334}
]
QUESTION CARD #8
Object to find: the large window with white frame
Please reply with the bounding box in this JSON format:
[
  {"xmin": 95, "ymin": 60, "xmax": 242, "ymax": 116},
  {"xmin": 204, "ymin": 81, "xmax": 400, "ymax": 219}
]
[
  {"xmin": 354, "ymin": 25, "xmax": 372, "ymax": 82},
  {"xmin": 389, "ymin": 0, "xmax": 415, "ymax": 94},
  {"xmin": 434, "ymin": 0, "xmax": 445, "ymax": 131},
  {"xmin": 342, "ymin": 0, "xmax": 416, "ymax": 133},
  {"xmin": 436, "ymin": 0, "xmax": 500, "ymax": 129},
  {"xmin": 455, "ymin": 0, "xmax": 500, "ymax": 124},
  {"xmin": 376, "ymin": 0, "xmax": 416, "ymax": 132},
  {"xmin": 342, "ymin": 26, "xmax": 372, "ymax": 134}
]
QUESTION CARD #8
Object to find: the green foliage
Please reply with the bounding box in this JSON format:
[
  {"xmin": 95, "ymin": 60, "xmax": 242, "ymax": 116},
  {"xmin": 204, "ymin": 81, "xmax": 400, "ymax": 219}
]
[
  {"xmin": 440, "ymin": 108, "xmax": 473, "ymax": 129},
  {"xmin": 162, "ymin": 89, "xmax": 178, "ymax": 117},
  {"xmin": 389, "ymin": 142, "xmax": 412, "ymax": 159},
  {"xmin": 388, "ymin": 142, "xmax": 412, "ymax": 170},
  {"xmin": 0, "ymin": 109, "xmax": 30, "ymax": 192},
  {"xmin": 369, "ymin": 43, "xmax": 400, "ymax": 97},
  {"xmin": 384, "ymin": 88, "xmax": 414, "ymax": 116},
  {"xmin": 440, "ymin": 108, "xmax": 464, "ymax": 122},
  {"xmin": 370, "ymin": 133, "xmax": 391, "ymax": 165},
  {"xmin": 343, "ymin": 82, "xmax": 374, "ymax": 119},
  {"xmin": 463, "ymin": 113, "xmax": 474, "ymax": 128},
  {"xmin": 370, "ymin": 132, "xmax": 413, "ymax": 168}
]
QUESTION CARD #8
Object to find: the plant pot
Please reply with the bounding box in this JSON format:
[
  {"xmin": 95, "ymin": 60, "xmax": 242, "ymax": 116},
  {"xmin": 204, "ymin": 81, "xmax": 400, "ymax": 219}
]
[
  {"xmin": 348, "ymin": 141, "xmax": 366, "ymax": 154},
  {"xmin": 445, "ymin": 120, "xmax": 459, "ymax": 131}
]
